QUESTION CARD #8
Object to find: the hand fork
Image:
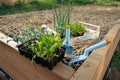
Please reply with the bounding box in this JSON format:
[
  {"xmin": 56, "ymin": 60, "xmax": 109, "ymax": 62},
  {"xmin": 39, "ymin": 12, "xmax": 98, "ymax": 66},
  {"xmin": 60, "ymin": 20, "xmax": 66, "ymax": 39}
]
[{"xmin": 68, "ymin": 39, "xmax": 111, "ymax": 66}]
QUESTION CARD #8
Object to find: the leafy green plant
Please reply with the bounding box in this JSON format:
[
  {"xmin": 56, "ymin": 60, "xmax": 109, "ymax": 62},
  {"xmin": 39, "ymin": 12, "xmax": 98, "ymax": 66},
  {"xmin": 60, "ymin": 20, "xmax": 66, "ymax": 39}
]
[
  {"xmin": 70, "ymin": 22, "xmax": 87, "ymax": 37},
  {"xmin": 29, "ymin": 32, "xmax": 63, "ymax": 62},
  {"xmin": 7, "ymin": 25, "xmax": 42, "ymax": 46},
  {"xmin": 53, "ymin": 2, "xmax": 71, "ymax": 37},
  {"xmin": 0, "ymin": 0, "xmax": 55, "ymax": 16},
  {"xmin": 72, "ymin": 0, "xmax": 93, "ymax": 5}
]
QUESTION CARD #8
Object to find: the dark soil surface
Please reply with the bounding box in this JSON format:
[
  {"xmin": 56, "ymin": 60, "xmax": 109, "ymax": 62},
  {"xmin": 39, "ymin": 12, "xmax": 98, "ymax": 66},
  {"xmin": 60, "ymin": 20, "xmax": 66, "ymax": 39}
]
[{"xmin": 0, "ymin": 5, "xmax": 120, "ymax": 80}]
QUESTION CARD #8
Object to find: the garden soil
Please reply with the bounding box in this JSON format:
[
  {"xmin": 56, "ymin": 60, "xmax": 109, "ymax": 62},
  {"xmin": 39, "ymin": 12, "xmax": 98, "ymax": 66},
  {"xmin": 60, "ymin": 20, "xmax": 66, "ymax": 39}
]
[{"xmin": 0, "ymin": 5, "xmax": 120, "ymax": 80}]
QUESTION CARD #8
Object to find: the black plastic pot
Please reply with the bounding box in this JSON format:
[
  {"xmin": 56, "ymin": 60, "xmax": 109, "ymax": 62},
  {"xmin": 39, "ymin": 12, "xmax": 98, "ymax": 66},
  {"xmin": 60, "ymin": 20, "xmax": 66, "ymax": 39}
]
[
  {"xmin": 17, "ymin": 44, "xmax": 34, "ymax": 60},
  {"xmin": 17, "ymin": 44, "xmax": 66, "ymax": 70},
  {"xmin": 34, "ymin": 47, "xmax": 66, "ymax": 70}
]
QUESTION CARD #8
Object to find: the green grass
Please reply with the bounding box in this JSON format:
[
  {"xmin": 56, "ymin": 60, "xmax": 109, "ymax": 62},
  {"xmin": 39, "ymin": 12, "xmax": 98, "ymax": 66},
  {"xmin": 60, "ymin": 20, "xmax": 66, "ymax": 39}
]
[
  {"xmin": 111, "ymin": 51, "xmax": 120, "ymax": 71},
  {"xmin": 70, "ymin": 0, "xmax": 120, "ymax": 6},
  {"xmin": 72, "ymin": 0, "xmax": 93, "ymax": 5},
  {"xmin": 0, "ymin": 0, "xmax": 56, "ymax": 16},
  {"xmin": 93, "ymin": 0, "xmax": 120, "ymax": 6},
  {"xmin": 0, "ymin": 0, "xmax": 120, "ymax": 16},
  {"xmin": 71, "ymin": 0, "xmax": 120, "ymax": 6}
]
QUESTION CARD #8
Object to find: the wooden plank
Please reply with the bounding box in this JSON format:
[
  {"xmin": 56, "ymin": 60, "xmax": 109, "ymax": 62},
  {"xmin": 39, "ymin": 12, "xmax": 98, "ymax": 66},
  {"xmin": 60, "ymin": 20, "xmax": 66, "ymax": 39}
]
[
  {"xmin": 69, "ymin": 23, "xmax": 120, "ymax": 80},
  {"xmin": 0, "ymin": 41, "xmax": 63, "ymax": 80},
  {"xmin": 0, "ymin": 33, "xmax": 75, "ymax": 80},
  {"xmin": 116, "ymin": 40, "xmax": 120, "ymax": 52},
  {"xmin": 52, "ymin": 62, "xmax": 75, "ymax": 80},
  {"xmin": 0, "ymin": 41, "xmax": 75, "ymax": 80},
  {"xmin": 93, "ymin": 24, "xmax": 120, "ymax": 80}
]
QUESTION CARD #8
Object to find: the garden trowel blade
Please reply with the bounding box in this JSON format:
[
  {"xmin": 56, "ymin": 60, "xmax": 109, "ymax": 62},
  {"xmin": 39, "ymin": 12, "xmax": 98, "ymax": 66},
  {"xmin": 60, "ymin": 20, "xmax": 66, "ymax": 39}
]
[{"xmin": 65, "ymin": 45, "xmax": 73, "ymax": 55}]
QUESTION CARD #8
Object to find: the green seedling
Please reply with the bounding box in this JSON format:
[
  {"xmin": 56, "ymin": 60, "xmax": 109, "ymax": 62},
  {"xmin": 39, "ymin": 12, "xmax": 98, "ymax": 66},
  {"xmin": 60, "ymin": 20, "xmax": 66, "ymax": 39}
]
[
  {"xmin": 7, "ymin": 24, "xmax": 42, "ymax": 47},
  {"xmin": 53, "ymin": 2, "xmax": 72, "ymax": 37},
  {"xmin": 29, "ymin": 32, "xmax": 63, "ymax": 62},
  {"xmin": 70, "ymin": 22, "xmax": 87, "ymax": 36}
]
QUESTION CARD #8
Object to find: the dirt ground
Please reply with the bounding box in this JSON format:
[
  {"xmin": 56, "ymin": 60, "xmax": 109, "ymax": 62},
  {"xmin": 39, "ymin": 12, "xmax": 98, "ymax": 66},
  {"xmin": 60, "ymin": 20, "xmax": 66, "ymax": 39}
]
[
  {"xmin": 0, "ymin": 5, "xmax": 120, "ymax": 80},
  {"xmin": 0, "ymin": 5, "xmax": 120, "ymax": 36}
]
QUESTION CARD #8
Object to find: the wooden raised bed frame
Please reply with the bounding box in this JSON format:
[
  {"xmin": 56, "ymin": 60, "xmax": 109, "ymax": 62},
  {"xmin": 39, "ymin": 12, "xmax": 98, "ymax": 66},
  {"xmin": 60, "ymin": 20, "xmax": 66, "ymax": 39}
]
[{"xmin": 0, "ymin": 23, "xmax": 120, "ymax": 80}]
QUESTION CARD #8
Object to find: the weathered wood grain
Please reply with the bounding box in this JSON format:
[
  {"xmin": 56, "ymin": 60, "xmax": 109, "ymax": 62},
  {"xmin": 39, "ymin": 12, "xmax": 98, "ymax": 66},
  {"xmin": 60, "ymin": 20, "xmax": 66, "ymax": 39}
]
[{"xmin": 0, "ymin": 41, "xmax": 75, "ymax": 80}]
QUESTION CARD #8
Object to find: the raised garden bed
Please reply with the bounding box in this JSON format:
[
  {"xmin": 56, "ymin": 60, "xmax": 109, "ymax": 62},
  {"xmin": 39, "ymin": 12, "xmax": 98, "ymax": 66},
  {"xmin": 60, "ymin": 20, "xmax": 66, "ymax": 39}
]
[{"xmin": 0, "ymin": 22, "xmax": 120, "ymax": 80}]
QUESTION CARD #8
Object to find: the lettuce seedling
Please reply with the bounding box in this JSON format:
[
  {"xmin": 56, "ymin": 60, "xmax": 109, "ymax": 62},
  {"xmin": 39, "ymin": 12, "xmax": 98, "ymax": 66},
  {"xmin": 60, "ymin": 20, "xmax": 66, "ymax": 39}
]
[
  {"xmin": 70, "ymin": 22, "xmax": 87, "ymax": 37},
  {"xmin": 29, "ymin": 32, "xmax": 64, "ymax": 62}
]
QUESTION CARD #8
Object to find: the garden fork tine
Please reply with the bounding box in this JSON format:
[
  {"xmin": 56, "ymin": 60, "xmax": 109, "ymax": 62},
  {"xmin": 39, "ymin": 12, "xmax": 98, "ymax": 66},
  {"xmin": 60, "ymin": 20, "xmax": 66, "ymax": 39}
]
[
  {"xmin": 68, "ymin": 39, "xmax": 111, "ymax": 66},
  {"xmin": 68, "ymin": 55, "xmax": 87, "ymax": 66}
]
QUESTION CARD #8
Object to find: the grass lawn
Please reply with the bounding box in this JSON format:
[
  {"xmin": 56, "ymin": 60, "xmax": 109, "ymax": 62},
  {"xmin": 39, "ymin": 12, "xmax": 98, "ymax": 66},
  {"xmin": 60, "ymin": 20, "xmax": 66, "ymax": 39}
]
[
  {"xmin": 0, "ymin": 0, "xmax": 55, "ymax": 16},
  {"xmin": 0, "ymin": 0, "xmax": 120, "ymax": 16}
]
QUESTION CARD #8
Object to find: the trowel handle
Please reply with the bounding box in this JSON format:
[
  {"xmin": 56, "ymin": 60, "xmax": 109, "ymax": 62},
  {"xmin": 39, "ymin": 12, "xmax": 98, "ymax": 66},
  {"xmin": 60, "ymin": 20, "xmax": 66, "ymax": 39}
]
[
  {"xmin": 89, "ymin": 39, "xmax": 111, "ymax": 50},
  {"xmin": 84, "ymin": 39, "xmax": 111, "ymax": 56},
  {"xmin": 66, "ymin": 25, "xmax": 70, "ymax": 47}
]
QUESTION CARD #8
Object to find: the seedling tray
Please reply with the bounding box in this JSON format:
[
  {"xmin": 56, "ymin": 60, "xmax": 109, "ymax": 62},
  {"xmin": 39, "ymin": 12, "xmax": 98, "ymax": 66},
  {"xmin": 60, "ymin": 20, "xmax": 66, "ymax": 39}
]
[
  {"xmin": 0, "ymin": 23, "xmax": 120, "ymax": 80},
  {"xmin": 17, "ymin": 44, "xmax": 65, "ymax": 70}
]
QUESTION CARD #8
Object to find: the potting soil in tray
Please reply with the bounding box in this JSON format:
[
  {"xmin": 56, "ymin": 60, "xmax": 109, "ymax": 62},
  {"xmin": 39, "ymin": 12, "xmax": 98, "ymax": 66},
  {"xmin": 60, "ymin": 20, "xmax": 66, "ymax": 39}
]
[
  {"xmin": 17, "ymin": 44, "xmax": 34, "ymax": 59},
  {"xmin": 17, "ymin": 44, "xmax": 66, "ymax": 70},
  {"xmin": 0, "ymin": 68, "xmax": 13, "ymax": 80},
  {"xmin": 71, "ymin": 32, "xmax": 84, "ymax": 37}
]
